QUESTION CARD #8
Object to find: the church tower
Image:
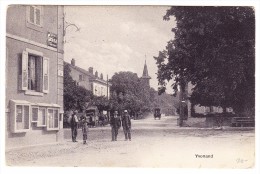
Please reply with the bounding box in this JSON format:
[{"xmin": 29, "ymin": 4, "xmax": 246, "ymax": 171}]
[{"xmin": 140, "ymin": 60, "xmax": 151, "ymax": 87}]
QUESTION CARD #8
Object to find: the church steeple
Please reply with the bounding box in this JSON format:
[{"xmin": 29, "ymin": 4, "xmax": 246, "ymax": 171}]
[
  {"xmin": 142, "ymin": 60, "xmax": 149, "ymax": 77},
  {"xmin": 141, "ymin": 59, "xmax": 151, "ymax": 87}
]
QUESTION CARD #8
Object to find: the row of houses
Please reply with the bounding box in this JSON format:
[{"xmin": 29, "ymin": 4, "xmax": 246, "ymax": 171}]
[
  {"xmin": 5, "ymin": 5, "xmax": 111, "ymax": 149},
  {"xmin": 65, "ymin": 58, "xmax": 111, "ymax": 98}
]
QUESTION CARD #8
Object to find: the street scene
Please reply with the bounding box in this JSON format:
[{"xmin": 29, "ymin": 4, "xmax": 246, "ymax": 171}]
[
  {"xmin": 6, "ymin": 115, "xmax": 255, "ymax": 168},
  {"xmin": 4, "ymin": 4, "xmax": 256, "ymax": 171}
]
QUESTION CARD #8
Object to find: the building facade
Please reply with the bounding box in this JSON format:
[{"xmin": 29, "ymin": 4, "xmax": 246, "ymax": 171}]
[
  {"xmin": 6, "ymin": 5, "xmax": 64, "ymax": 149},
  {"xmin": 65, "ymin": 59, "xmax": 111, "ymax": 98}
]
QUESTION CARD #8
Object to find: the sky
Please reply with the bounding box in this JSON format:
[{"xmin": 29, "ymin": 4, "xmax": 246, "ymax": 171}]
[{"xmin": 64, "ymin": 6, "xmax": 176, "ymax": 93}]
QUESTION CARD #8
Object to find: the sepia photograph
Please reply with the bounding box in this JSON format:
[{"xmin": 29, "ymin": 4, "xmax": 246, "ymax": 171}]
[{"xmin": 1, "ymin": 0, "xmax": 259, "ymax": 173}]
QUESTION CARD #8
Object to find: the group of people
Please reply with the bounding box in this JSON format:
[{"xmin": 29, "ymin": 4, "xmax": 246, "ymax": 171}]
[
  {"xmin": 69, "ymin": 109, "xmax": 132, "ymax": 144},
  {"xmin": 110, "ymin": 110, "xmax": 132, "ymax": 141}
]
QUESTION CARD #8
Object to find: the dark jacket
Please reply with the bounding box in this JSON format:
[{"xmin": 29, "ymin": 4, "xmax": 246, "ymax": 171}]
[
  {"xmin": 71, "ymin": 114, "xmax": 78, "ymax": 128},
  {"xmin": 122, "ymin": 113, "xmax": 131, "ymax": 129},
  {"xmin": 110, "ymin": 115, "xmax": 121, "ymax": 129}
]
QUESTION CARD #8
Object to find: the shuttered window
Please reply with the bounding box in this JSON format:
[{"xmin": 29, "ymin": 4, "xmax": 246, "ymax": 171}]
[{"xmin": 20, "ymin": 49, "xmax": 49, "ymax": 94}]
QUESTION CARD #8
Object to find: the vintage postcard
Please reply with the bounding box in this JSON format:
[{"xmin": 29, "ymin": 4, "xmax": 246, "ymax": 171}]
[{"xmin": 1, "ymin": 1, "xmax": 259, "ymax": 174}]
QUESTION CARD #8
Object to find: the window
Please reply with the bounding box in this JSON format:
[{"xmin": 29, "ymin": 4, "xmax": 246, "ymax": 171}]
[
  {"xmin": 10, "ymin": 100, "xmax": 31, "ymax": 133},
  {"xmin": 28, "ymin": 6, "xmax": 42, "ymax": 27},
  {"xmin": 31, "ymin": 107, "xmax": 46, "ymax": 127},
  {"xmin": 19, "ymin": 49, "xmax": 49, "ymax": 94},
  {"xmin": 79, "ymin": 74, "xmax": 84, "ymax": 81},
  {"xmin": 47, "ymin": 108, "xmax": 59, "ymax": 130},
  {"xmin": 16, "ymin": 105, "xmax": 30, "ymax": 131},
  {"xmin": 38, "ymin": 107, "xmax": 47, "ymax": 127},
  {"xmin": 101, "ymin": 87, "xmax": 103, "ymax": 96}
]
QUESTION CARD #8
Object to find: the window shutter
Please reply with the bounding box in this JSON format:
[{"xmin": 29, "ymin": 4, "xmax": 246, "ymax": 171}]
[
  {"xmin": 32, "ymin": 107, "xmax": 38, "ymax": 122},
  {"xmin": 21, "ymin": 51, "xmax": 28, "ymax": 91},
  {"xmin": 35, "ymin": 8, "xmax": 41, "ymax": 25},
  {"xmin": 42, "ymin": 57, "xmax": 49, "ymax": 93},
  {"xmin": 36, "ymin": 57, "xmax": 43, "ymax": 92},
  {"xmin": 29, "ymin": 6, "xmax": 35, "ymax": 23}
]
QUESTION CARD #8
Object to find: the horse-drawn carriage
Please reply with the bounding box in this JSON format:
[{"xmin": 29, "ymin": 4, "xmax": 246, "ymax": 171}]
[{"xmin": 154, "ymin": 108, "xmax": 161, "ymax": 120}]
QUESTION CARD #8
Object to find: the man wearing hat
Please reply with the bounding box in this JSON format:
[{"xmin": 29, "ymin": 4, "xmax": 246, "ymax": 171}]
[
  {"xmin": 122, "ymin": 110, "xmax": 132, "ymax": 141},
  {"xmin": 70, "ymin": 110, "xmax": 79, "ymax": 142},
  {"xmin": 110, "ymin": 111, "xmax": 121, "ymax": 141}
]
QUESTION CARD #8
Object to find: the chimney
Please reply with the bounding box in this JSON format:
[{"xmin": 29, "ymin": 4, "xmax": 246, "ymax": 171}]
[
  {"xmin": 95, "ymin": 71, "xmax": 98, "ymax": 77},
  {"xmin": 89, "ymin": 67, "xmax": 93, "ymax": 74},
  {"xmin": 71, "ymin": 58, "xmax": 75, "ymax": 66},
  {"xmin": 100, "ymin": 73, "xmax": 103, "ymax": 80}
]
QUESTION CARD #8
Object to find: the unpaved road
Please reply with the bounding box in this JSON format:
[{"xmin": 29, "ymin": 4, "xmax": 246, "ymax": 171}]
[{"xmin": 6, "ymin": 116, "xmax": 255, "ymax": 168}]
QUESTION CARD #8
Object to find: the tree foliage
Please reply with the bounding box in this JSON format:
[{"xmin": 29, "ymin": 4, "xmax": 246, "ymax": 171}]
[
  {"xmin": 64, "ymin": 63, "xmax": 93, "ymax": 112},
  {"xmin": 110, "ymin": 71, "xmax": 155, "ymax": 115},
  {"xmin": 154, "ymin": 6, "xmax": 255, "ymax": 115}
]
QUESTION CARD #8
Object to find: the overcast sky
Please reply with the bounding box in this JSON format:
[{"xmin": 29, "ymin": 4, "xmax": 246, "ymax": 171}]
[{"xmin": 64, "ymin": 6, "xmax": 176, "ymax": 93}]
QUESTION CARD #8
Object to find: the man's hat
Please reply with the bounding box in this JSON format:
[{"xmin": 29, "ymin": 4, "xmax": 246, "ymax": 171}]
[{"xmin": 124, "ymin": 110, "xmax": 127, "ymax": 113}]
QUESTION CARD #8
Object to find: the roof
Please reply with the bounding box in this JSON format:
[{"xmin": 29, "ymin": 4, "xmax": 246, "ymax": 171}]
[
  {"xmin": 141, "ymin": 60, "xmax": 151, "ymax": 79},
  {"xmin": 64, "ymin": 61, "xmax": 111, "ymax": 85}
]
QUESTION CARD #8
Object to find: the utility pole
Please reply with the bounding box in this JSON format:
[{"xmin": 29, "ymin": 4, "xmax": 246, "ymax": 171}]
[
  {"xmin": 179, "ymin": 85, "xmax": 184, "ymax": 127},
  {"xmin": 107, "ymin": 74, "xmax": 109, "ymax": 100}
]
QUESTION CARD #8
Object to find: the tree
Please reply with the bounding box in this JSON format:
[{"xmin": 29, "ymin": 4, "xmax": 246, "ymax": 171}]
[
  {"xmin": 91, "ymin": 96, "xmax": 110, "ymax": 112},
  {"xmin": 155, "ymin": 7, "xmax": 255, "ymax": 116},
  {"xmin": 110, "ymin": 71, "xmax": 155, "ymax": 115},
  {"xmin": 64, "ymin": 63, "xmax": 93, "ymax": 112}
]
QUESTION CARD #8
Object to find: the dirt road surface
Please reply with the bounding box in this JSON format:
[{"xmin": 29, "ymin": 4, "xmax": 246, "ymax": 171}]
[{"xmin": 6, "ymin": 115, "xmax": 255, "ymax": 168}]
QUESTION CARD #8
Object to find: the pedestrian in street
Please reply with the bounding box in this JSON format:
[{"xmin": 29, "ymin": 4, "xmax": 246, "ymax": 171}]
[
  {"xmin": 70, "ymin": 110, "xmax": 79, "ymax": 142},
  {"xmin": 110, "ymin": 111, "xmax": 121, "ymax": 141},
  {"xmin": 81, "ymin": 114, "xmax": 89, "ymax": 144},
  {"xmin": 122, "ymin": 110, "xmax": 132, "ymax": 141}
]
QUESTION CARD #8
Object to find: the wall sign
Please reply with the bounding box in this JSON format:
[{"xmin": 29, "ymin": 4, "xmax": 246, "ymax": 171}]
[{"xmin": 47, "ymin": 32, "xmax": 58, "ymax": 48}]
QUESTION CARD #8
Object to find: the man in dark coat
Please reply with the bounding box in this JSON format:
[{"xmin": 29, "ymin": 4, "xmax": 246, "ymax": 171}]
[
  {"xmin": 110, "ymin": 111, "xmax": 121, "ymax": 141},
  {"xmin": 122, "ymin": 110, "xmax": 132, "ymax": 141},
  {"xmin": 70, "ymin": 110, "xmax": 78, "ymax": 142}
]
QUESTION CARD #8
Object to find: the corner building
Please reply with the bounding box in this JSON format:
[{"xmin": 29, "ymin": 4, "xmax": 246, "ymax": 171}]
[{"xmin": 6, "ymin": 5, "xmax": 64, "ymax": 149}]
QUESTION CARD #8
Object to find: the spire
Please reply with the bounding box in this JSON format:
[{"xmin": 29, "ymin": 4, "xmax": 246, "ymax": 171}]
[
  {"xmin": 141, "ymin": 57, "xmax": 151, "ymax": 87},
  {"xmin": 142, "ymin": 60, "xmax": 149, "ymax": 77},
  {"xmin": 141, "ymin": 58, "xmax": 151, "ymax": 79}
]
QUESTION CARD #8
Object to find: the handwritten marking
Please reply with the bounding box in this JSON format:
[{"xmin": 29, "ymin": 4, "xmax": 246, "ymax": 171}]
[{"xmin": 236, "ymin": 158, "xmax": 248, "ymax": 164}]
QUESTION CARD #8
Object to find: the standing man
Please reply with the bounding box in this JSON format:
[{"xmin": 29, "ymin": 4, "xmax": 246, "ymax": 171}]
[
  {"xmin": 110, "ymin": 111, "xmax": 121, "ymax": 141},
  {"xmin": 122, "ymin": 110, "xmax": 132, "ymax": 141},
  {"xmin": 70, "ymin": 110, "xmax": 79, "ymax": 142}
]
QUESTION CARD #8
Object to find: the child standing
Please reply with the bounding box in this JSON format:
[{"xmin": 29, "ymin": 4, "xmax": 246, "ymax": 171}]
[{"xmin": 81, "ymin": 115, "xmax": 89, "ymax": 144}]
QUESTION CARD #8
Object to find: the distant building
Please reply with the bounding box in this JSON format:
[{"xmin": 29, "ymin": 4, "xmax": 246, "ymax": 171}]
[
  {"xmin": 140, "ymin": 60, "xmax": 151, "ymax": 87},
  {"xmin": 65, "ymin": 59, "xmax": 111, "ymax": 98},
  {"xmin": 6, "ymin": 5, "xmax": 64, "ymax": 148}
]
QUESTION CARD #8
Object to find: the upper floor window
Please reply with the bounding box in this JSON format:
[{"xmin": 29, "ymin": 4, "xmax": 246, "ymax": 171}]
[
  {"xmin": 28, "ymin": 6, "xmax": 43, "ymax": 27},
  {"xmin": 79, "ymin": 74, "xmax": 84, "ymax": 81},
  {"xmin": 19, "ymin": 49, "xmax": 49, "ymax": 95}
]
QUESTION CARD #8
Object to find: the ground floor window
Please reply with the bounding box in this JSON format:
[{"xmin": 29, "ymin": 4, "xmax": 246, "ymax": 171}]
[
  {"xmin": 9, "ymin": 100, "xmax": 61, "ymax": 133},
  {"xmin": 31, "ymin": 107, "xmax": 47, "ymax": 127},
  {"xmin": 47, "ymin": 108, "xmax": 59, "ymax": 130},
  {"xmin": 16, "ymin": 105, "xmax": 30, "ymax": 131},
  {"xmin": 9, "ymin": 100, "xmax": 31, "ymax": 133}
]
